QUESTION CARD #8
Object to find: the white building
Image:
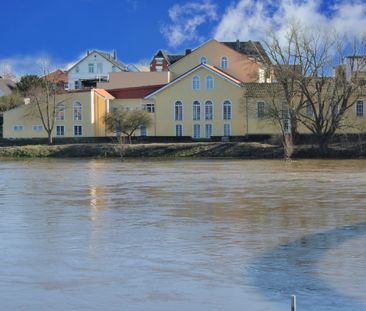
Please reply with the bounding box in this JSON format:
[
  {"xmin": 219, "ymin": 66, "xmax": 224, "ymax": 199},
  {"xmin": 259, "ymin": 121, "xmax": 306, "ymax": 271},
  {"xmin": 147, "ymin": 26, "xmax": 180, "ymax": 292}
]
[{"xmin": 67, "ymin": 50, "xmax": 129, "ymax": 90}]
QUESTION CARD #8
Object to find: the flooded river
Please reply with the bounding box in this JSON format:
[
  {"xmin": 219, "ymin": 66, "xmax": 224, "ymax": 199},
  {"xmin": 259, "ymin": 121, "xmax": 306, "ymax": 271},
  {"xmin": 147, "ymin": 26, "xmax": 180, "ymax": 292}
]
[{"xmin": 0, "ymin": 159, "xmax": 366, "ymax": 311}]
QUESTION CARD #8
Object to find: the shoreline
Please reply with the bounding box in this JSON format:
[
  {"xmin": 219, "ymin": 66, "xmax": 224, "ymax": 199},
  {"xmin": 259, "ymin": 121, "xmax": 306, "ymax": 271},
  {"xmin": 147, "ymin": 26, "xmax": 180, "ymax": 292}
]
[{"xmin": 0, "ymin": 142, "xmax": 365, "ymax": 159}]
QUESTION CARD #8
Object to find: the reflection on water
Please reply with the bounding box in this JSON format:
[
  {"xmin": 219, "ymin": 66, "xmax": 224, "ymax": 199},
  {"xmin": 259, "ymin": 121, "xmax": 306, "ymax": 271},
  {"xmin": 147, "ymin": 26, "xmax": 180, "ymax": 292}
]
[{"xmin": 0, "ymin": 159, "xmax": 366, "ymax": 311}]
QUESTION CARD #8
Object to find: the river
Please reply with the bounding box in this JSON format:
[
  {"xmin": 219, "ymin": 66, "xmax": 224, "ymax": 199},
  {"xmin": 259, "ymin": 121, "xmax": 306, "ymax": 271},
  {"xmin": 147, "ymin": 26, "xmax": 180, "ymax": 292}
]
[{"xmin": 0, "ymin": 159, "xmax": 365, "ymax": 311}]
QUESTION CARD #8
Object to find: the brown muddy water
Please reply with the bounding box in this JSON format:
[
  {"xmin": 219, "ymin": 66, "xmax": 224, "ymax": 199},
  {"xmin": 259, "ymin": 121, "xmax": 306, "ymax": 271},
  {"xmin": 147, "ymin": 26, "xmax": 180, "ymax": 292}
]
[{"xmin": 0, "ymin": 159, "xmax": 366, "ymax": 311}]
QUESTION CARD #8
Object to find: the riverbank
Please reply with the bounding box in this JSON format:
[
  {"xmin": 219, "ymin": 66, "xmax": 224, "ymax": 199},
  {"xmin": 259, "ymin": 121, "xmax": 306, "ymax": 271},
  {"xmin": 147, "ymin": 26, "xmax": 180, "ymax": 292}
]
[{"xmin": 0, "ymin": 142, "xmax": 365, "ymax": 158}]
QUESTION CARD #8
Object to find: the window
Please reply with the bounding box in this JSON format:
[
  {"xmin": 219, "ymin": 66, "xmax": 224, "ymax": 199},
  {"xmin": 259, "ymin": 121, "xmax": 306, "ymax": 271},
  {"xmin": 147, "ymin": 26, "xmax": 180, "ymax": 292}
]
[
  {"xmin": 206, "ymin": 75, "xmax": 214, "ymax": 90},
  {"xmin": 193, "ymin": 101, "xmax": 201, "ymax": 120},
  {"xmin": 205, "ymin": 101, "xmax": 213, "ymax": 120},
  {"xmin": 74, "ymin": 101, "xmax": 82, "ymax": 121},
  {"xmin": 356, "ymin": 100, "xmax": 364, "ymax": 117},
  {"xmin": 32, "ymin": 125, "xmax": 43, "ymax": 132},
  {"xmin": 258, "ymin": 68, "xmax": 265, "ymax": 83},
  {"xmin": 200, "ymin": 56, "xmax": 208, "ymax": 64},
  {"xmin": 176, "ymin": 124, "xmax": 183, "ymax": 137},
  {"xmin": 97, "ymin": 63, "xmax": 103, "ymax": 73},
  {"xmin": 56, "ymin": 125, "xmax": 65, "ymax": 136},
  {"xmin": 56, "ymin": 102, "xmax": 65, "ymax": 121},
  {"xmin": 156, "ymin": 58, "xmax": 163, "ymax": 65},
  {"xmin": 88, "ymin": 63, "xmax": 94, "ymax": 73},
  {"xmin": 140, "ymin": 126, "xmax": 147, "ymax": 137},
  {"xmin": 112, "ymin": 66, "xmax": 117, "ymax": 72},
  {"xmin": 192, "ymin": 76, "xmax": 200, "ymax": 90},
  {"xmin": 75, "ymin": 66, "xmax": 79, "ymax": 73},
  {"xmin": 223, "ymin": 100, "xmax": 232, "ymax": 120},
  {"xmin": 306, "ymin": 102, "xmax": 314, "ymax": 117},
  {"xmin": 74, "ymin": 81, "xmax": 80, "ymax": 90},
  {"xmin": 221, "ymin": 57, "xmax": 228, "ymax": 69},
  {"xmin": 74, "ymin": 125, "xmax": 82, "ymax": 136},
  {"xmin": 156, "ymin": 66, "xmax": 163, "ymax": 72},
  {"xmin": 13, "ymin": 125, "xmax": 24, "ymax": 131},
  {"xmin": 193, "ymin": 124, "xmax": 200, "ymax": 138},
  {"xmin": 205, "ymin": 124, "xmax": 213, "ymax": 138},
  {"xmin": 175, "ymin": 101, "xmax": 183, "ymax": 121},
  {"xmin": 143, "ymin": 103, "xmax": 155, "ymax": 113},
  {"xmin": 223, "ymin": 124, "xmax": 231, "ymax": 137},
  {"xmin": 257, "ymin": 102, "xmax": 265, "ymax": 119}
]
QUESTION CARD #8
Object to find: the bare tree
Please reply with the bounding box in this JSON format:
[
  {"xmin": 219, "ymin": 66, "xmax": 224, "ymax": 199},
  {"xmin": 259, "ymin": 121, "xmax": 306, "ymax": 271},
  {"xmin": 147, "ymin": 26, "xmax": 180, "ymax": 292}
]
[
  {"xmin": 261, "ymin": 22, "xmax": 366, "ymax": 155},
  {"xmin": 24, "ymin": 60, "xmax": 66, "ymax": 144},
  {"xmin": 104, "ymin": 108, "xmax": 152, "ymax": 145}
]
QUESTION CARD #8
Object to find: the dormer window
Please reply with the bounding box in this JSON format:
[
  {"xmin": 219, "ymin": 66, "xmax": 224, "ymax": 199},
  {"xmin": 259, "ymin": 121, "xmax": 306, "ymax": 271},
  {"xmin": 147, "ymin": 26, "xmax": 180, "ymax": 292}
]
[
  {"xmin": 221, "ymin": 57, "xmax": 228, "ymax": 69},
  {"xmin": 200, "ymin": 56, "xmax": 208, "ymax": 64}
]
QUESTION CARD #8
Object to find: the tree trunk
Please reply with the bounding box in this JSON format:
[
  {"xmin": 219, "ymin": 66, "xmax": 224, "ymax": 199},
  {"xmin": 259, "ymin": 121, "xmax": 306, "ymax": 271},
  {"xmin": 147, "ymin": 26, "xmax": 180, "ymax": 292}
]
[
  {"xmin": 283, "ymin": 133, "xmax": 294, "ymax": 159},
  {"xmin": 48, "ymin": 131, "xmax": 53, "ymax": 145},
  {"xmin": 318, "ymin": 138, "xmax": 329, "ymax": 156}
]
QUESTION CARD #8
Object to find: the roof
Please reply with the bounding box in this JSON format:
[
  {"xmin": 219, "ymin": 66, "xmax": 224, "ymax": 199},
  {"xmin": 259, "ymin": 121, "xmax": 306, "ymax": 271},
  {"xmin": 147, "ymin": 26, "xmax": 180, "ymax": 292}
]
[
  {"xmin": 93, "ymin": 88, "xmax": 115, "ymax": 100},
  {"xmin": 67, "ymin": 50, "xmax": 129, "ymax": 73},
  {"xmin": 152, "ymin": 49, "xmax": 184, "ymax": 65},
  {"xmin": 44, "ymin": 69, "xmax": 68, "ymax": 84},
  {"xmin": 145, "ymin": 63, "xmax": 243, "ymax": 99},
  {"xmin": 108, "ymin": 84, "xmax": 166, "ymax": 99},
  {"xmin": 221, "ymin": 41, "xmax": 271, "ymax": 64}
]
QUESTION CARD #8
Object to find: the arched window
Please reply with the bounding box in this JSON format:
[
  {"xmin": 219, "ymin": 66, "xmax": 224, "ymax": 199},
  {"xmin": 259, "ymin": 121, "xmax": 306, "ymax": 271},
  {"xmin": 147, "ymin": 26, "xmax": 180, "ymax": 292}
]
[
  {"xmin": 200, "ymin": 56, "xmax": 208, "ymax": 64},
  {"xmin": 74, "ymin": 101, "xmax": 82, "ymax": 121},
  {"xmin": 205, "ymin": 101, "xmax": 213, "ymax": 120},
  {"xmin": 221, "ymin": 57, "xmax": 228, "ymax": 69},
  {"xmin": 192, "ymin": 75, "xmax": 200, "ymax": 90},
  {"xmin": 56, "ymin": 102, "xmax": 65, "ymax": 121},
  {"xmin": 175, "ymin": 101, "xmax": 183, "ymax": 121},
  {"xmin": 206, "ymin": 75, "xmax": 214, "ymax": 90},
  {"xmin": 193, "ymin": 101, "xmax": 201, "ymax": 120},
  {"xmin": 223, "ymin": 100, "xmax": 232, "ymax": 120}
]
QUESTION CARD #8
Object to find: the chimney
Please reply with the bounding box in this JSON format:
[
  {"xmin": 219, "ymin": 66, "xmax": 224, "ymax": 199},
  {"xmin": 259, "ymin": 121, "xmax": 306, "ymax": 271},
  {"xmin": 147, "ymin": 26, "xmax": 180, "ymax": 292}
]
[
  {"xmin": 113, "ymin": 50, "xmax": 117, "ymax": 60},
  {"xmin": 236, "ymin": 39, "xmax": 240, "ymax": 51},
  {"xmin": 185, "ymin": 49, "xmax": 192, "ymax": 55}
]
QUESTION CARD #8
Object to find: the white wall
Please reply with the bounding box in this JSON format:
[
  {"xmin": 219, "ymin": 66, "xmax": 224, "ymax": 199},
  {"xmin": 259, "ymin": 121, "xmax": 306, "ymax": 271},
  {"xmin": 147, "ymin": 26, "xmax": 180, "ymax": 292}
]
[{"xmin": 68, "ymin": 52, "xmax": 123, "ymax": 90}]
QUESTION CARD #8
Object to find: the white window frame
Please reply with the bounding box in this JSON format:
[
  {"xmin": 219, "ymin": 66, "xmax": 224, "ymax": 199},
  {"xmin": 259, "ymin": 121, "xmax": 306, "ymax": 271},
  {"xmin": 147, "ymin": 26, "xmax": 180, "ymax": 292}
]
[
  {"xmin": 73, "ymin": 101, "xmax": 82, "ymax": 121},
  {"xmin": 193, "ymin": 101, "xmax": 201, "ymax": 121},
  {"xmin": 206, "ymin": 75, "xmax": 214, "ymax": 90},
  {"xmin": 32, "ymin": 125, "xmax": 43, "ymax": 132},
  {"xmin": 174, "ymin": 101, "xmax": 183, "ymax": 121},
  {"xmin": 56, "ymin": 125, "xmax": 65, "ymax": 136},
  {"xmin": 192, "ymin": 75, "xmax": 200, "ymax": 91},
  {"xmin": 257, "ymin": 101, "xmax": 265, "ymax": 119},
  {"xmin": 200, "ymin": 56, "xmax": 208, "ymax": 64},
  {"xmin": 13, "ymin": 125, "xmax": 24, "ymax": 132},
  {"xmin": 223, "ymin": 123, "xmax": 231, "ymax": 137},
  {"xmin": 221, "ymin": 56, "xmax": 229, "ymax": 69},
  {"xmin": 140, "ymin": 125, "xmax": 147, "ymax": 137},
  {"xmin": 205, "ymin": 124, "xmax": 213, "ymax": 138},
  {"xmin": 143, "ymin": 103, "xmax": 155, "ymax": 113},
  {"xmin": 193, "ymin": 124, "xmax": 200, "ymax": 139},
  {"xmin": 88, "ymin": 63, "xmax": 94, "ymax": 73},
  {"xmin": 175, "ymin": 124, "xmax": 183, "ymax": 137},
  {"xmin": 56, "ymin": 102, "xmax": 65, "ymax": 121},
  {"xmin": 356, "ymin": 100, "xmax": 364, "ymax": 117},
  {"xmin": 74, "ymin": 125, "xmax": 83, "ymax": 137},
  {"xmin": 205, "ymin": 100, "xmax": 213, "ymax": 120},
  {"xmin": 223, "ymin": 100, "xmax": 232, "ymax": 120}
]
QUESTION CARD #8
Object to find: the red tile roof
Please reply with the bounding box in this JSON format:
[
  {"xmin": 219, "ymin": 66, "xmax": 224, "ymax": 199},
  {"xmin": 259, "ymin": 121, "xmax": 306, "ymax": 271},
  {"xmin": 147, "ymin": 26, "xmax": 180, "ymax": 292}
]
[{"xmin": 108, "ymin": 84, "xmax": 166, "ymax": 99}]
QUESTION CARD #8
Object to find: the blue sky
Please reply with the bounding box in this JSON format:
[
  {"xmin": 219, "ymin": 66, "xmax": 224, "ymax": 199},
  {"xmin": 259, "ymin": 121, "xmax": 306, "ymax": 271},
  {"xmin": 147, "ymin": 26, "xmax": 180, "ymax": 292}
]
[{"xmin": 1, "ymin": 0, "xmax": 366, "ymax": 77}]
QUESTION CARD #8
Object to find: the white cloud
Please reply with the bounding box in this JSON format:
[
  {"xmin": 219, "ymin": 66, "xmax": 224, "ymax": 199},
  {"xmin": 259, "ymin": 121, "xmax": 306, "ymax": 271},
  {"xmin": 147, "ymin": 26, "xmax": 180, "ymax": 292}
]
[
  {"xmin": 0, "ymin": 55, "xmax": 68, "ymax": 80},
  {"xmin": 161, "ymin": 0, "xmax": 218, "ymax": 48},
  {"xmin": 213, "ymin": 0, "xmax": 366, "ymax": 43}
]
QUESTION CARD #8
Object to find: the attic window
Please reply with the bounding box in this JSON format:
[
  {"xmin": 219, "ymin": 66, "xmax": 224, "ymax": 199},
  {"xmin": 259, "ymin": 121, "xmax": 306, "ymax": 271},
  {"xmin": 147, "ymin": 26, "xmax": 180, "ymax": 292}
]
[{"xmin": 200, "ymin": 56, "xmax": 208, "ymax": 64}]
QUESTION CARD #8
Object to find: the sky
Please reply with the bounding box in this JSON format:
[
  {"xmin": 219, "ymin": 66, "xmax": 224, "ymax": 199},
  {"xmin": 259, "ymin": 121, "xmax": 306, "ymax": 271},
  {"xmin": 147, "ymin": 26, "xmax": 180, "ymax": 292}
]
[{"xmin": 1, "ymin": 0, "xmax": 366, "ymax": 77}]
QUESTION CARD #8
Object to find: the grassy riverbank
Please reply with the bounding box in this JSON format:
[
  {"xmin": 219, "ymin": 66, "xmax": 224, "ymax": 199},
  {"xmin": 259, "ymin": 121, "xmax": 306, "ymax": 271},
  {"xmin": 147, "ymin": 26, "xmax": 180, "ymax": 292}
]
[{"xmin": 0, "ymin": 142, "xmax": 365, "ymax": 159}]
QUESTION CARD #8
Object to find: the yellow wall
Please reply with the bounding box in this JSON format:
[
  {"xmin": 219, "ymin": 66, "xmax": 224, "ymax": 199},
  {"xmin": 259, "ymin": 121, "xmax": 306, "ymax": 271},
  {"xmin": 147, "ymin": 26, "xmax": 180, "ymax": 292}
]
[
  {"xmin": 150, "ymin": 66, "xmax": 245, "ymax": 137},
  {"xmin": 169, "ymin": 40, "xmax": 262, "ymax": 83},
  {"xmin": 3, "ymin": 91, "xmax": 102, "ymax": 139}
]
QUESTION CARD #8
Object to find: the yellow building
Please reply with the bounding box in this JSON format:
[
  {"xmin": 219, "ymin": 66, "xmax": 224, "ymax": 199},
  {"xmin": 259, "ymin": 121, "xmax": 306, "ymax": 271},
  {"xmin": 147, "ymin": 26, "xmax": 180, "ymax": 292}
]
[{"xmin": 3, "ymin": 89, "xmax": 114, "ymax": 139}]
